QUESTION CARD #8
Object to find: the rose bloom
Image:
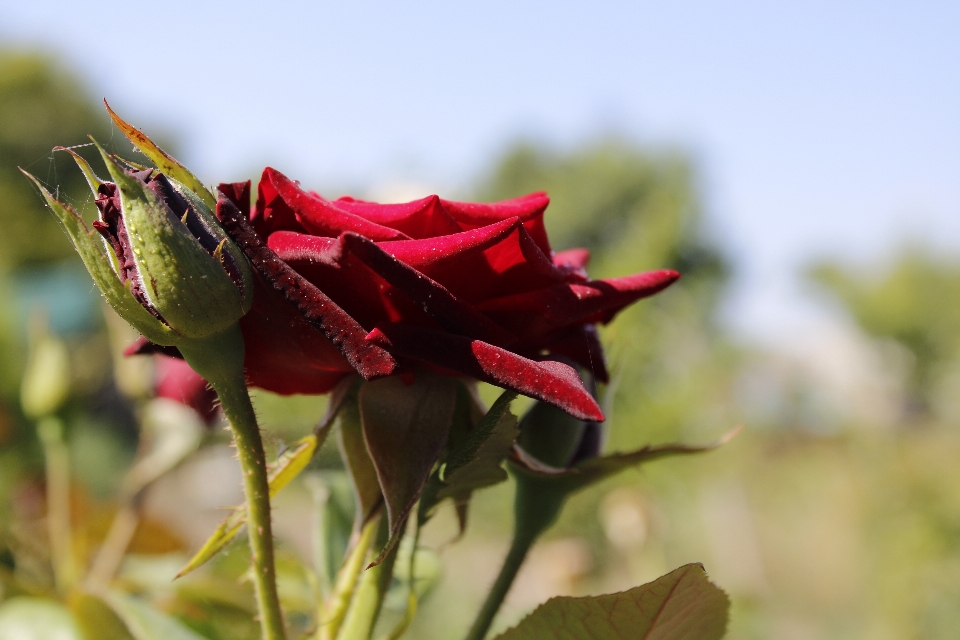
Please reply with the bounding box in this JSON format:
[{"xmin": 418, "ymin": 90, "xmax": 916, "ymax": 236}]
[{"xmin": 211, "ymin": 169, "xmax": 678, "ymax": 422}]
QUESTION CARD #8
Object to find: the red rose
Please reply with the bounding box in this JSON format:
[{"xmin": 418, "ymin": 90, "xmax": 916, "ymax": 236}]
[{"xmin": 213, "ymin": 169, "xmax": 679, "ymax": 422}]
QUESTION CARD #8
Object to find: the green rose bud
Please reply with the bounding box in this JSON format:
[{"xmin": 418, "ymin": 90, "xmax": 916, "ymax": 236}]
[
  {"xmin": 90, "ymin": 146, "xmax": 253, "ymax": 339},
  {"xmin": 22, "ymin": 145, "xmax": 253, "ymax": 345}
]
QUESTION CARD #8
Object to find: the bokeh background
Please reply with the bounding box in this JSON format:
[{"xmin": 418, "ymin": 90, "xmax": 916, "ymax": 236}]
[{"xmin": 2, "ymin": 2, "xmax": 959, "ymax": 639}]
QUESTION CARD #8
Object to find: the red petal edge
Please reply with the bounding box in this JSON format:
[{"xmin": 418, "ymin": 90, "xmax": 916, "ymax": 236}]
[{"xmin": 366, "ymin": 323, "xmax": 604, "ymax": 422}]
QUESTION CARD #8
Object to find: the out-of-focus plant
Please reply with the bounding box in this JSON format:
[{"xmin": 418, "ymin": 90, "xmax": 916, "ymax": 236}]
[{"xmin": 811, "ymin": 248, "xmax": 960, "ymax": 416}]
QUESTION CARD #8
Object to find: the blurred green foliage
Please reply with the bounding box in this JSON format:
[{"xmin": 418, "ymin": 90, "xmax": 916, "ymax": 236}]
[
  {"xmin": 0, "ymin": 50, "xmax": 116, "ymax": 269},
  {"xmin": 811, "ymin": 250, "xmax": 960, "ymax": 415}
]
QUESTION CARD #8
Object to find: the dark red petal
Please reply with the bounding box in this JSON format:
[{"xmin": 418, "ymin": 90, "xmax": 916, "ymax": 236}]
[
  {"xmin": 331, "ymin": 194, "xmax": 464, "ymax": 239},
  {"xmin": 123, "ymin": 336, "xmax": 182, "ymax": 359},
  {"xmin": 384, "ymin": 217, "xmax": 570, "ymax": 303},
  {"xmin": 156, "ymin": 356, "xmax": 219, "ymax": 424},
  {"xmin": 266, "ymin": 168, "xmax": 409, "ymax": 241},
  {"xmin": 218, "ymin": 181, "xmax": 251, "ymax": 219},
  {"xmin": 250, "ymin": 167, "xmax": 306, "ymax": 236},
  {"xmin": 442, "ymin": 192, "xmax": 551, "ymax": 255},
  {"xmin": 542, "ymin": 324, "xmax": 609, "ymax": 383},
  {"xmin": 376, "ymin": 217, "xmax": 519, "ymax": 269},
  {"xmin": 239, "ymin": 272, "xmax": 358, "ymax": 394},
  {"xmin": 366, "ymin": 324, "xmax": 604, "ymax": 422},
  {"xmin": 216, "ymin": 189, "xmax": 397, "ymax": 381},
  {"xmin": 476, "ymin": 270, "xmax": 681, "ymax": 336},
  {"xmin": 553, "ymin": 248, "xmax": 590, "ymax": 270},
  {"xmin": 266, "ymin": 231, "xmax": 401, "ymax": 330},
  {"xmin": 339, "ymin": 232, "xmax": 516, "ymax": 346}
]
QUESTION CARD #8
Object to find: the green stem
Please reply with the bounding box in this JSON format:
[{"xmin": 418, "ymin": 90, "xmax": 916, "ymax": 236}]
[
  {"xmin": 463, "ymin": 531, "xmax": 535, "ymax": 640},
  {"xmin": 179, "ymin": 326, "xmax": 285, "ymax": 640},
  {"xmin": 37, "ymin": 417, "xmax": 78, "ymax": 593},
  {"xmin": 319, "ymin": 515, "xmax": 380, "ymax": 640},
  {"xmin": 337, "ymin": 516, "xmax": 398, "ymax": 640},
  {"xmin": 465, "ymin": 474, "xmax": 568, "ymax": 640}
]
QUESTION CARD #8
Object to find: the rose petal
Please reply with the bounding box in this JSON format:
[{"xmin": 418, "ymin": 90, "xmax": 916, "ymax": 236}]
[
  {"xmin": 250, "ymin": 168, "xmax": 307, "ymax": 236},
  {"xmin": 339, "ymin": 232, "xmax": 517, "ymax": 346},
  {"xmin": 240, "ymin": 272, "xmax": 358, "ymax": 394},
  {"xmin": 377, "ymin": 217, "xmax": 519, "ymax": 270},
  {"xmin": 266, "ymin": 230, "xmax": 408, "ymax": 330},
  {"xmin": 553, "ymin": 248, "xmax": 590, "ymax": 270},
  {"xmin": 366, "ymin": 323, "xmax": 604, "ymax": 422},
  {"xmin": 262, "ymin": 168, "xmax": 409, "ymax": 241},
  {"xmin": 476, "ymin": 270, "xmax": 681, "ymax": 337},
  {"xmin": 216, "ymin": 189, "xmax": 398, "ymax": 381},
  {"xmin": 124, "ymin": 336, "xmax": 182, "ymax": 359},
  {"xmin": 441, "ymin": 192, "xmax": 552, "ymax": 255},
  {"xmin": 383, "ymin": 217, "xmax": 571, "ymax": 303},
  {"xmin": 332, "ymin": 194, "xmax": 464, "ymax": 239}
]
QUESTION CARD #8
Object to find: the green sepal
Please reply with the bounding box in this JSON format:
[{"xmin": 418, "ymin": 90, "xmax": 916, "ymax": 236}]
[
  {"xmin": 510, "ymin": 424, "xmax": 742, "ymax": 545},
  {"xmin": 105, "ymin": 100, "xmax": 217, "ymax": 210},
  {"xmin": 359, "ymin": 372, "xmax": 457, "ymax": 567},
  {"xmin": 54, "ymin": 145, "xmax": 102, "ymax": 191},
  {"xmin": 19, "ymin": 169, "xmax": 175, "ymax": 345}
]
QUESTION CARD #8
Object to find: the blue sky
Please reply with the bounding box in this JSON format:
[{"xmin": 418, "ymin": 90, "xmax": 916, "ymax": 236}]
[{"xmin": 5, "ymin": 0, "xmax": 959, "ymax": 342}]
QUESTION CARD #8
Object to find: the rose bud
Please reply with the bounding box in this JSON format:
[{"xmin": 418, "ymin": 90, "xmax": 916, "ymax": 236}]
[{"xmin": 23, "ymin": 144, "xmax": 254, "ymax": 348}]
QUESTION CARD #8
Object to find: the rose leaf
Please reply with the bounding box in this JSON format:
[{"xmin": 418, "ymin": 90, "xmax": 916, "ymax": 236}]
[{"xmin": 492, "ymin": 563, "xmax": 729, "ymax": 640}]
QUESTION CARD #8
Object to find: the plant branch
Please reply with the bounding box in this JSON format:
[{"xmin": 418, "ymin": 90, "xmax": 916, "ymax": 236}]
[
  {"xmin": 179, "ymin": 326, "xmax": 286, "ymax": 640},
  {"xmin": 463, "ymin": 530, "xmax": 536, "ymax": 640},
  {"xmin": 319, "ymin": 514, "xmax": 380, "ymax": 640}
]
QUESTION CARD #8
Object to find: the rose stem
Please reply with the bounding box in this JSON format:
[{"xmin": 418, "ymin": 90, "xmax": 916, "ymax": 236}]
[
  {"xmin": 462, "ymin": 530, "xmax": 536, "ymax": 640},
  {"xmin": 465, "ymin": 476, "xmax": 568, "ymax": 640},
  {"xmin": 318, "ymin": 514, "xmax": 379, "ymax": 640},
  {"xmin": 336, "ymin": 515, "xmax": 398, "ymax": 640},
  {"xmin": 179, "ymin": 326, "xmax": 286, "ymax": 640}
]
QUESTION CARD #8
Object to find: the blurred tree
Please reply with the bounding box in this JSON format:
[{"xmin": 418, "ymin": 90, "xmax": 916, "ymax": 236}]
[
  {"xmin": 0, "ymin": 50, "xmax": 116, "ymax": 269},
  {"xmin": 810, "ymin": 249, "xmax": 960, "ymax": 415},
  {"xmin": 476, "ymin": 141, "xmax": 732, "ymax": 447}
]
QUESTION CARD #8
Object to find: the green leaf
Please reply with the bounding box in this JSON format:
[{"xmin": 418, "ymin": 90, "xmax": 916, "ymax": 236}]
[
  {"xmin": 567, "ymin": 426, "xmax": 743, "ymax": 490},
  {"xmin": 104, "ymin": 101, "xmax": 216, "ymax": 210},
  {"xmin": 176, "ymin": 430, "xmax": 328, "ymax": 578},
  {"xmin": 436, "ymin": 390, "xmax": 518, "ymax": 500},
  {"xmin": 359, "ymin": 373, "xmax": 457, "ymax": 565},
  {"xmin": 98, "ymin": 591, "xmax": 209, "ymax": 640},
  {"xmin": 492, "ymin": 564, "xmax": 729, "ymax": 640},
  {"xmin": 0, "ymin": 597, "xmax": 83, "ymax": 640}
]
